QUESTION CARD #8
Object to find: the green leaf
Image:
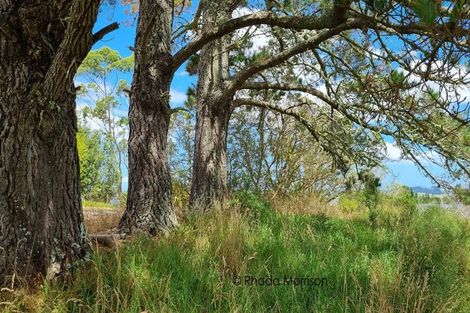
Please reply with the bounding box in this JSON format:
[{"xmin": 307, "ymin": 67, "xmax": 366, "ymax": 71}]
[
  {"xmin": 389, "ymin": 69, "xmax": 406, "ymax": 87},
  {"xmin": 412, "ymin": 0, "xmax": 438, "ymax": 25}
]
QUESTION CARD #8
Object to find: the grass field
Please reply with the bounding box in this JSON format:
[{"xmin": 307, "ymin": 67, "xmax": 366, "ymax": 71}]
[{"xmin": 2, "ymin": 191, "xmax": 470, "ymax": 313}]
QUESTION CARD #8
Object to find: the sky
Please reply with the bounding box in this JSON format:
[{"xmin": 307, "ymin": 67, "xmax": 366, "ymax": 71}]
[{"xmin": 83, "ymin": 2, "xmax": 463, "ymax": 192}]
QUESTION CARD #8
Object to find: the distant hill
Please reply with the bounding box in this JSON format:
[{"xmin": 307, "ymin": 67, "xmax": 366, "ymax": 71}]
[{"xmin": 411, "ymin": 186, "xmax": 444, "ymax": 195}]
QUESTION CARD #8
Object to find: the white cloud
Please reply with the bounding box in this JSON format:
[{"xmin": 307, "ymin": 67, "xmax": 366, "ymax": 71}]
[
  {"xmin": 170, "ymin": 89, "xmax": 187, "ymax": 105},
  {"xmin": 385, "ymin": 141, "xmax": 402, "ymax": 161},
  {"xmin": 246, "ymin": 27, "xmax": 271, "ymax": 55},
  {"xmin": 383, "ymin": 141, "xmax": 443, "ymax": 167},
  {"xmin": 398, "ymin": 60, "xmax": 470, "ymax": 104},
  {"xmin": 175, "ymin": 70, "xmax": 189, "ymax": 77},
  {"xmin": 232, "ymin": 7, "xmax": 252, "ymax": 18},
  {"xmin": 231, "ymin": 7, "xmax": 273, "ymax": 57}
]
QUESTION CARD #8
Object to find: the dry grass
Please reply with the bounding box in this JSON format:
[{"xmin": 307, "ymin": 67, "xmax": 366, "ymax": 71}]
[
  {"xmin": 83, "ymin": 208, "xmax": 123, "ymax": 234},
  {"xmin": 269, "ymin": 193, "xmax": 367, "ymax": 220}
]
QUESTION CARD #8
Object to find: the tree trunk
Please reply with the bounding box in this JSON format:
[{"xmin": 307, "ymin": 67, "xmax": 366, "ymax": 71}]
[
  {"xmin": 0, "ymin": 0, "xmax": 101, "ymax": 286},
  {"xmin": 0, "ymin": 83, "xmax": 87, "ymax": 285},
  {"xmin": 189, "ymin": 97, "xmax": 232, "ymax": 212},
  {"xmin": 117, "ymin": 165, "xmax": 123, "ymax": 196},
  {"xmin": 118, "ymin": 0, "xmax": 178, "ymax": 235},
  {"xmin": 189, "ymin": 2, "xmax": 236, "ymax": 212}
]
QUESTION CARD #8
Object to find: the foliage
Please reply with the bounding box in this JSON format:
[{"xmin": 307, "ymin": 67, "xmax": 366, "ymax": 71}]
[
  {"xmin": 455, "ymin": 187, "xmax": 470, "ymax": 205},
  {"xmin": 230, "ymin": 191, "xmax": 274, "ymax": 223},
  {"xmin": 339, "ymin": 192, "xmax": 364, "ymax": 214},
  {"xmin": 77, "ymin": 46, "xmax": 133, "ymax": 196},
  {"xmin": 77, "ymin": 126, "xmax": 120, "ymax": 203},
  {"xmin": 227, "ymin": 0, "xmax": 470, "ymax": 187},
  {"xmin": 172, "ymin": 181, "xmax": 190, "ymax": 214},
  {"xmin": 228, "ymin": 105, "xmax": 348, "ymax": 197},
  {"xmin": 77, "ymin": 47, "xmax": 133, "ymax": 76},
  {"xmin": 169, "ymin": 97, "xmax": 195, "ymax": 189},
  {"xmin": 401, "ymin": 207, "xmax": 470, "ymax": 303},
  {"xmin": 358, "ymin": 171, "xmax": 381, "ymax": 225},
  {"xmin": 410, "ymin": 0, "xmax": 439, "ymax": 25}
]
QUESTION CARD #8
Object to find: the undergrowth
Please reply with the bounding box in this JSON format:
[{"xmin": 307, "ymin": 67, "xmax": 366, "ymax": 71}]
[{"xmin": 2, "ymin": 190, "xmax": 470, "ymax": 313}]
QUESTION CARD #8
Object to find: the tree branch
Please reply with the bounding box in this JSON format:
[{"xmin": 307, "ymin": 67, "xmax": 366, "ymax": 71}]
[
  {"xmin": 170, "ymin": 106, "xmax": 190, "ymax": 115},
  {"xmin": 223, "ymin": 18, "xmax": 367, "ymax": 99},
  {"xmin": 240, "ymin": 81, "xmax": 394, "ymax": 136},
  {"xmin": 233, "ymin": 98, "xmax": 349, "ymax": 171},
  {"xmin": 172, "ymin": 0, "xmax": 353, "ymax": 70},
  {"xmin": 92, "ymin": 22, "xmax": 119, "ymax": 45},
  {"xmin": 44, "ymin": 0, "xmax": 101, "ymax": 98}
]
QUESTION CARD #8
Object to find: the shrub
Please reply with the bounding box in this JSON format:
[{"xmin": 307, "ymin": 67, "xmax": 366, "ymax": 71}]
[
  {"xmin": 339, "ymin": 193, "xmax": 364, "ymax": 214},
  {"xmin": 231, "ymin": 191, "xmax": 274, "ymax": 223},
  {"xmin": 455, "ymin": 187, "xmax": 470, "ymax": 205}
]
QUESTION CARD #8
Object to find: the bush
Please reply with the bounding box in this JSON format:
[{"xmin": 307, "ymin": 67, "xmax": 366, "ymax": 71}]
[
  {"xmin": 455, "ymin": 187, "xmax": 470, "ymax": 205},
  {"xmin": 231, "ymin": 191, "xmax": 274, "ymax": 223},
  {"xmin": 339, "ymin": 193, "xmax": 364, "ymax": 214},
  {"xmin": 118, "ymin": 192, "xmax": 127, "ymax": 209},
  {"xmin": 82, "ymin": 200, "xmax": 117, "ymax": 209},
  {"xmin": 380, "ymin": 185, "xmax": 417, "ymax": 226}
]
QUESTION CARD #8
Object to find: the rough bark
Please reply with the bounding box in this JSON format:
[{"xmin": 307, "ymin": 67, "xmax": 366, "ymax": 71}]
[
  {"xmin": 118, "ymin": 0, "xmax": 178, "ymax": 235},
  {"xmin": 0, "ymin": 0, "xmax": 102, "ymax": 286},
  {"xmin": 189, "ymin": 92, "xmax": 232, "ymax": 212},
  {"xmin": 188, "ymin": 2, "xmax": 237, "ymax": 212}
]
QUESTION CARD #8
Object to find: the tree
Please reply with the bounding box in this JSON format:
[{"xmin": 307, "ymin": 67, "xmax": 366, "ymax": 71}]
[
  {"xmin": 188, "ymin": 1, "xmax": 239, "ymax": 212},
  {"xmin": 228, "ymin": 105, "xmax": 348, "ymax": 198},
  {"xmin": 77, "ymin": 125, "xmax": 120, "ymax": 202},
  {"xmin": 77, "ymin": 46, "xmax": 133, "ymax": 196},
  {"xmin": 118, "ymin": 0, "xmax": 178, "ymax": 235},
  {"xmin": 188, "ymin": 0, "xmax": 470, "ymax": 211},
  {"xmin": 168, "ymin": 89, "xmax": 196, "ymax": 209},
  {"xmin": 120, "ymin": 0, "xmax": 350, "ymax": 233},
  {"xmin": 188, "ymin": 0, "xmax": 360, "ymax": 210},
  {"xmin": 122, "ymin": 0, "xmax": 469, "ymax": 230},
  {"xmin": 0, "ymin": 1, "xmax": 118, "ymax": 285}
]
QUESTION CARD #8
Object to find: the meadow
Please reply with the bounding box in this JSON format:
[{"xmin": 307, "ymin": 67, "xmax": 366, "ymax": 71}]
[{"xmin": 2, "ymin": 188, "xmax": 469, "ymax": 313}]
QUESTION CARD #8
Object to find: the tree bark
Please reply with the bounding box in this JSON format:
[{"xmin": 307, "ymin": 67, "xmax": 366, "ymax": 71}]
[
  {"xmin": 189, "ymin": 95, "xmax": 232, "ymax": 212},
  {"xmin": 0, "ymin": 85, "xmax": 87, "ymax": 285},
  {"xmin": 118, "ymin": 0, "xmax": 178, "ymax": 235},
  {"xmin": 188, "ymin": 2, "xmax": 236, "ymax": 212},
  {"xmin": 0, "ymin": 0, "xmax": 101, "ymax": 286}
]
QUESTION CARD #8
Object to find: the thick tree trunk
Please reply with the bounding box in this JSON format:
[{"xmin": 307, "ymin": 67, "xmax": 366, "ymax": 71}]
[
  {"xmin": 0, "ymin": 0, "xmax": 101, "ymax": 286},
  {"xmin": 189, "ymin": 97, "xmax": 232, "ymax": 212},
  {"xmin": 189, "ymin": 2, "xmax": 236, "ymax": 212},
  {"xmin": 0, "ymin": 82, "xmax": 87, "ymax": 285},
  {"xmin": 118, "ymin": 0, "xmax": 177, "ymax": 235}
]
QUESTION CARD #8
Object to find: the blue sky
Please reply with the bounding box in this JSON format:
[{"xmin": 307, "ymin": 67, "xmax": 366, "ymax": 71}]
[{"xmin": 85, "ymin": 2, "xmax": 456, "ymax": 192}]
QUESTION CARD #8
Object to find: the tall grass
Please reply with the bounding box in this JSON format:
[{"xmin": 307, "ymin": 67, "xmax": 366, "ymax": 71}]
[{"xmin": 2, "ymin": 191, "xmax": 470, "ymax": 312}]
